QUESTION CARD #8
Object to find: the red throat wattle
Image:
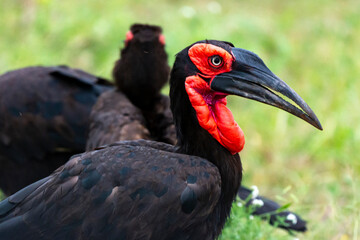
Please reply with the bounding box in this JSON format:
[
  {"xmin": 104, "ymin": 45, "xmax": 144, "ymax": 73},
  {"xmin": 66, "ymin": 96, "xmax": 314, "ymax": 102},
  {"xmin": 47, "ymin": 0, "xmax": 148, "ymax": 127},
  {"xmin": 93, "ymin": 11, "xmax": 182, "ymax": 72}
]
[
  {"xmin": 186, "ymin": 43, "xmax": 245, "ymax": 154},
  {"xmin": 185, "ymin": 76, "xmax": 245, "ymax": 154}
]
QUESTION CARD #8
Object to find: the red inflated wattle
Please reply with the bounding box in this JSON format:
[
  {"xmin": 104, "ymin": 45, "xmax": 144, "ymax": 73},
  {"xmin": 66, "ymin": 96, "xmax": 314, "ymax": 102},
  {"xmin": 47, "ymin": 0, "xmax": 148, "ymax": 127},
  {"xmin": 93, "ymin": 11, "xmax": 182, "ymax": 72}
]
[{"xmin": 185, "ymin": 76, "xmax": 245, "ymax": 154}]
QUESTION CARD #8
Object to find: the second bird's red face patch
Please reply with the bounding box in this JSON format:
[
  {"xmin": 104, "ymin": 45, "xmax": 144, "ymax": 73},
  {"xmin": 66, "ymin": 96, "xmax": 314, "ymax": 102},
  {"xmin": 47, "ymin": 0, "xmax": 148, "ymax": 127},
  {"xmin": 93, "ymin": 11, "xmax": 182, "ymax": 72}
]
[{"xmin": 125, "ymin": 31, "xmax": 166, "ymax": 46}]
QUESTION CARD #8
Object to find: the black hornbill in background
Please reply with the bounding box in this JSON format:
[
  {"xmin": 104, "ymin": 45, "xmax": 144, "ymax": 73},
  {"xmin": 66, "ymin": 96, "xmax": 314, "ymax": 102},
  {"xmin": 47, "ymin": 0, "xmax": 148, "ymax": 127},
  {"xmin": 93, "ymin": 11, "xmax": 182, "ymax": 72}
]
[
  {"xmin": 0, "ymin": 66, "xmax": 112, "ymax": 194},
  {"xmin": 85, "ymin": 24, "xmax": 176, "ymax": 151},
  {"xmin": 0, "ymin": 40, "xmax": 322, "ymax": 239},
  {"xmin": 0, "ymin": 24, "xmax": 173, "ymax": 195}
]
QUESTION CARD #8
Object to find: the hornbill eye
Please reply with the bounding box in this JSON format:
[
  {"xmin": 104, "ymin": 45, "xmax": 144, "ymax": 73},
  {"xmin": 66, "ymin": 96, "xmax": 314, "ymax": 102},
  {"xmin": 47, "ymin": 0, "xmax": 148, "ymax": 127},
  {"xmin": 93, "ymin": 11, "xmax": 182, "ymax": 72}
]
[{"xmin": 209, "ymin": 55, "xmax": 223, "ymax": 67}]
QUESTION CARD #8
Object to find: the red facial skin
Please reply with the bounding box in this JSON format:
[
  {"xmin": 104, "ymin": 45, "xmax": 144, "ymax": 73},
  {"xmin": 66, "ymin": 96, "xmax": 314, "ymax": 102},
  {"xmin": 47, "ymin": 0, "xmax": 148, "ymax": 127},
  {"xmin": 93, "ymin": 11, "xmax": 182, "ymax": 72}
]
[
  {"xmin": 125, "ymin": 31, "xmax": 134, "ymax": 46},
  {"xmin": 159, "ymin": 34, "xmax": 166, "ymax": 45},
  {"xmin": 125, "ymin": 31, "xmax": 165, "ymax": 45},
  {"xmin": 186, "ymin": 43, "xmax": 245, "ymax": 154}
]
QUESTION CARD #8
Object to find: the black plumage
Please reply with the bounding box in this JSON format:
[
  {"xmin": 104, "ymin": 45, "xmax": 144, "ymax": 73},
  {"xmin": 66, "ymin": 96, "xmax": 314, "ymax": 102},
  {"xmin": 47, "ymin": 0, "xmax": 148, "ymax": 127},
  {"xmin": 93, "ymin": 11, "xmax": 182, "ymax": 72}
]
[
  {"xmin": 0, "ymin": 40, "xmax": 321, "ymax": 239},
  {"xmin": 0, "ymin": 66, "xmax": 112, "ymax": 195},
  {"xmin": 113, "ymin": 24, "xmax": 169, "ymax": 110},
  {"xmin": 0, "ymin": 24, "xmax": 308, "ymax": 233},
  {"xmin": 0, "ymin": 140, "xmax": 222, "ymax": 239},
  {"xmin": 0, "ymin": 24, "xmax": 174, "ymax": 195}
]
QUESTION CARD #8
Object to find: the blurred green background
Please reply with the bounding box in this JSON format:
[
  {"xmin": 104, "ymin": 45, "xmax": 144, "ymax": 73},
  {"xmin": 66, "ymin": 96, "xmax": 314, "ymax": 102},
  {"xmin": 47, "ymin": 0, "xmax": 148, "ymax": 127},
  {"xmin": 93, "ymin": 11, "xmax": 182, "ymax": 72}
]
[{"xmin": 0, "ymin": 0, "xmax": 359, "ymax": 239}]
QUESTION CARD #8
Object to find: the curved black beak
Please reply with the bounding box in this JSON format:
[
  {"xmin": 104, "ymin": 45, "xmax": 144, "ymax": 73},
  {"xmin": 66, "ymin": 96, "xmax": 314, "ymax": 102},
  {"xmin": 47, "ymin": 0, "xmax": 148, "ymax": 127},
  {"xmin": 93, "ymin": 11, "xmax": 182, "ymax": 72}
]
[{"xmin": 211, "ymin": 48, "xmax": 322, "ymax": 130}]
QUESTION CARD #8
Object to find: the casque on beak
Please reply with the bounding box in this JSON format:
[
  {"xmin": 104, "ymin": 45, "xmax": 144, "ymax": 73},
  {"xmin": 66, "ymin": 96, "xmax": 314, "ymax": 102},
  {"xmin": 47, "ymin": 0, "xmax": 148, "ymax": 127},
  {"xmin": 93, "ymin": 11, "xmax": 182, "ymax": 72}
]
[{"xmin": 210, "ymin": 47, "xmax": 322, "ymax": 130}]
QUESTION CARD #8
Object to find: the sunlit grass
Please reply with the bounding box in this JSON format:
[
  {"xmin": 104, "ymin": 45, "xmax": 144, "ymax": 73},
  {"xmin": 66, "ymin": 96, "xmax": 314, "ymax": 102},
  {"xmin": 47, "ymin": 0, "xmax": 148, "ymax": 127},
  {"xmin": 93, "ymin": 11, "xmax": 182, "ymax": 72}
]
[{"xmin": 0, "ymin": 0, "xmax": 359, "ymax": 239}]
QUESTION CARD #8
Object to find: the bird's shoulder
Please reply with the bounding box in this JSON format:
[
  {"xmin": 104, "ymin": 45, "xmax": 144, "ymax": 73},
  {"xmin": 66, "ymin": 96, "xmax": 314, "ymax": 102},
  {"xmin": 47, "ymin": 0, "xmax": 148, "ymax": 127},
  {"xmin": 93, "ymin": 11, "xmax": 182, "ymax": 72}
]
[{"xmin": 94, "ymin": 140, "xmax": 221, "ymax": 203}]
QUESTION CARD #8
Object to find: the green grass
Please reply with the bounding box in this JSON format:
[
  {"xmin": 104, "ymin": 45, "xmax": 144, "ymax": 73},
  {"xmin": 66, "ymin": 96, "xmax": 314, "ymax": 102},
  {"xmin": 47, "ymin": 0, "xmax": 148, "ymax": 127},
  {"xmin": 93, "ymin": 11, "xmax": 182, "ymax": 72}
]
[
  {"xmin": 1, "ymin": 0, "xmax": 359, "ymax": 239},
  {"xmin": 220, "ymin": 199, "xmax": 295, "ymax": 240}
]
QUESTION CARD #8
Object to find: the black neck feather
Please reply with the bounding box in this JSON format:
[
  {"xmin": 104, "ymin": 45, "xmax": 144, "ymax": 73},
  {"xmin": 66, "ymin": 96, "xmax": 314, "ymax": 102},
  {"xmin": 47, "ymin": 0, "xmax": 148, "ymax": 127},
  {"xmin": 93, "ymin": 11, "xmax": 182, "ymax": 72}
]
[{"xmin": 113, "ymin": 39, "xmax": 170, "ymax": 110}]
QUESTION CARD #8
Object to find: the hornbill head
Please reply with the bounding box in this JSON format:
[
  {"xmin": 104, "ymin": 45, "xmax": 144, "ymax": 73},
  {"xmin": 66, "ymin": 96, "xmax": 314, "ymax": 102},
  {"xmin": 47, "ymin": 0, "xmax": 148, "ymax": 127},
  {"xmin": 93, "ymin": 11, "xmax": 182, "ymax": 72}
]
[
  {"xmin": 170, "ymin": 40, "xmax": 322, "ymax": 155},
  {"xmin": 113, "ymin": 24, "xmax": 170, "ymax": 109},
  {"xmin": 124, "ymin": 24, "xmax": 166, "ymax": 47}
]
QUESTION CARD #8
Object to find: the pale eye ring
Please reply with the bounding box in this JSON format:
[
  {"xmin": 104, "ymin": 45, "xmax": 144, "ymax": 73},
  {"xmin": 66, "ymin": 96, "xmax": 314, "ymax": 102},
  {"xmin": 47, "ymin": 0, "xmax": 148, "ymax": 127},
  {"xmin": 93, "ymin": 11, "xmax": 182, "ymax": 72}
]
[{"xmin": 209, "ymin": 55, "xmax": 223, "ymax": 67}]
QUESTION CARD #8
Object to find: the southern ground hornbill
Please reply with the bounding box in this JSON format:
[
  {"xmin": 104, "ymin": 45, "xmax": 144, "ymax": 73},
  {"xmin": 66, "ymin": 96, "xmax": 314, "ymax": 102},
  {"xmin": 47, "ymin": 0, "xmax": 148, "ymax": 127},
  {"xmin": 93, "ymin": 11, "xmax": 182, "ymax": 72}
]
[
  {"xmin": 0, "ymin": 66, "xmax": 112, "ymax": 194},
  {"xmin": 86, "ymin": 24, "xmax": 306, "ymax": 231},
  {"xmin": 86, "ymin": 25, "xmax": 306, "ymax": 231},
  {"xmin": 0, "ymin": 40, "xmax": 322, "ymax": 239}
]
